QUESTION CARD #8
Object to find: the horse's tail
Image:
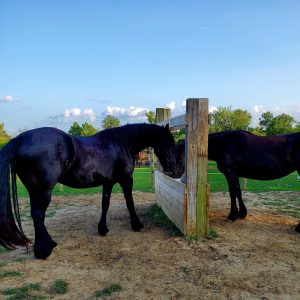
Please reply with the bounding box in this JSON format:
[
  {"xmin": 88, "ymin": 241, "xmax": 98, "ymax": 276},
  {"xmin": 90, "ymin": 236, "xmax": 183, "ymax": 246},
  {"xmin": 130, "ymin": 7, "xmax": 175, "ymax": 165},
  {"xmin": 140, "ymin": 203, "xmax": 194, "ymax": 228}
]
[{"xmin": 0, "ymin": 138, "xmax": 30, "ymax": 249}]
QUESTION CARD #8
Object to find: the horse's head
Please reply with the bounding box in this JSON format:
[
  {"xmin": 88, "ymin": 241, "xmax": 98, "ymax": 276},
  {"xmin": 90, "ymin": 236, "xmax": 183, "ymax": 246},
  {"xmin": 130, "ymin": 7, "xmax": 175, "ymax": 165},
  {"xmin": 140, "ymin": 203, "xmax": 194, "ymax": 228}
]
[{"xmin": 154, "ymin": 125, "xmax": 178, "ymax": 178}]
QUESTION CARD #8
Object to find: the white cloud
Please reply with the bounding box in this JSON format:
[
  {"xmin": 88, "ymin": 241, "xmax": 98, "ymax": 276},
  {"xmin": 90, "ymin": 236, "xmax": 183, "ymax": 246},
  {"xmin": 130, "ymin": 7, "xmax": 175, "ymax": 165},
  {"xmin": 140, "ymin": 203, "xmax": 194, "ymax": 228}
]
[
  {"xmin": 166, "ymin": 101, "xmax": 176, "ymax": 111},
  {"xmin": 83, "ymin": 108, "xmax": 96, "ymax": 121},
  {"xmin": 253, "ymin": 105, "xmax": 264, "ymax": 114},
  {"xmin": 64, "ymin": 108, "xmax": 81, "ymax": 119},
  {"xmin": 106, "ymin": 105, "xmax": 149, "ymax": 119},
  {"xmin": 0, "ymin": 95, "xmax": 18, "ymax": 102},
  {"xmin": 63, "ymin": 107, "xmax": 97, "ymax": 122},
  {"xmin": 209, "ymin": 106, "xmax": 218, "ymax": 113}
]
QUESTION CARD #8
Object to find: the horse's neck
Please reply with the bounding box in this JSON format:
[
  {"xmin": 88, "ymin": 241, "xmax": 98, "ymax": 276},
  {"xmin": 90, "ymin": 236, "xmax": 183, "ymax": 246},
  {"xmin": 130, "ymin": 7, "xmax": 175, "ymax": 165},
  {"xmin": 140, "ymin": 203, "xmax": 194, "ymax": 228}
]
[
  {"xmin": 208, "ymin": 134, "xmax": 218, "ymax": 160},
  {"xmin": 120, "ymin": 125, "xmax": 156, "ymax": 155}
]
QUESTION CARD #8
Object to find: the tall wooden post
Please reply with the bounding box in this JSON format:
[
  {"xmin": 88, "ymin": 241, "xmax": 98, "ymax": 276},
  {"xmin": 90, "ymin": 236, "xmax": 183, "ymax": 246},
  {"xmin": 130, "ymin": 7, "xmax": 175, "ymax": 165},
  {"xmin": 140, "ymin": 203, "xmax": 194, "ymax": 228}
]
[{"xmin": 185, "ymin": 99, "xmax": 209, "ymax": 238}]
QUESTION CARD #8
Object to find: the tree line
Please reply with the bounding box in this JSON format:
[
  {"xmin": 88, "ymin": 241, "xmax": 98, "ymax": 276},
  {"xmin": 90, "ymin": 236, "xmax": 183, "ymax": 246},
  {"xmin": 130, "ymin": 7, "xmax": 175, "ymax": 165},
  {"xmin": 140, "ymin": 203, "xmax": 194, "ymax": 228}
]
[
  {"xmin": 209, "ymin": 106, "xmax": 300, "ymax": 135},
  {"xmin": 1, "ymin": 107, "xmax": 300, "ymax": 140}
]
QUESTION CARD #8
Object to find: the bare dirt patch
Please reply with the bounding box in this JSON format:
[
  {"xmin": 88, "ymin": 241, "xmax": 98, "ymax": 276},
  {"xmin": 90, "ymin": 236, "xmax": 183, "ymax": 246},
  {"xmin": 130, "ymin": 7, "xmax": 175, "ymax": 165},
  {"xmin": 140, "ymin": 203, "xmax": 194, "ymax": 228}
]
[{"xmin": 1, "ymin": 192, "xmax": 300, "ymax": 299}]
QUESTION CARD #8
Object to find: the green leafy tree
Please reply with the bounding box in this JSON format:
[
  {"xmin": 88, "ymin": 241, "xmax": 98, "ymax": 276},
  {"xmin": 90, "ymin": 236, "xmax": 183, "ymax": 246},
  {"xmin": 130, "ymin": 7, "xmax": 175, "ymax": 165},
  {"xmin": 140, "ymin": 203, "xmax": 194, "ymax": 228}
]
[
  {"xmin": 0, "ymin": 122, "xmax": 10, "ymax": 138},
  {"xmin": 293, "ymin": 122, "xmax": 300, "ymax": 133},
  {"xmin": 68, "ymin": 121, "xmax": 83, "ymax": 136},
  {"xmin": 209, "ymin": 106, "xmax": 232, "ymax": 133},
  {"xmin": 231, "ymin": 109, "xmax": 252, "ymax": 130},
  {"xmin": 146, "ymin": 111, "xmax": 156, "ymax": 124},
  {"xmin": 259, "ymin": 112, "xmax": 295, "ymax": 135},
  {"xmin": 249, "ymin": 126, "xmax": 265, "ymax": 136},
  {"xmin": 259, "ymin": 112, "xmax": 274, "ymax": 133},
  {"xmin": 172, "ymin": 128, "xmax": 185, "ymax": 143},
  {"xmin": 102, "ymin": 115, "xmax": 121, "ymax": 129},
  {"xmin": 209, "ymin": 106, "xmax": 252, "ymax": 133},
  {"xmin": 267, "ymin": 113, "xmax": 295, "ymax": 135},
  {"xmin": 81, "ymin": 122, "xmax": 99, "ymax": 136}
]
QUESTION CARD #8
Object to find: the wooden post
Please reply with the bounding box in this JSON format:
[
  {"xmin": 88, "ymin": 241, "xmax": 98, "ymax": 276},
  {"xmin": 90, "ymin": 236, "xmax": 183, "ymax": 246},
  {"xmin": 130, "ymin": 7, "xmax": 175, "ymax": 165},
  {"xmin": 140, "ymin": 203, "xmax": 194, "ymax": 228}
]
[
  {"xmin": 185, "ymin": 98, "xmax": 209, "ymax": 238},
  {"xmin": 58, "ymin": 183, "xmax": 64, "ymax": 192},
  {"xmin": 155, "ymin": 108, "xmax": 171, "ymax": 124},
  {"xmin": 151, "ymin": 148, "xmax": 155, "ymax": 188},
  {"xmin": 242, "ymin": 178, "xmax": 247, "ymax": 190}
]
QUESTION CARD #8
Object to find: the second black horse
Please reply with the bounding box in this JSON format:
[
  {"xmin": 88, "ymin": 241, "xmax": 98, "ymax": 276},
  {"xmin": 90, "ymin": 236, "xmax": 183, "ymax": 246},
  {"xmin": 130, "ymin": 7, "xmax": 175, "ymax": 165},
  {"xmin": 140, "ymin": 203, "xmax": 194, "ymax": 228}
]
[{"xmin": 176, "ymin": 130, "xmax": 300, "ymax": 232}]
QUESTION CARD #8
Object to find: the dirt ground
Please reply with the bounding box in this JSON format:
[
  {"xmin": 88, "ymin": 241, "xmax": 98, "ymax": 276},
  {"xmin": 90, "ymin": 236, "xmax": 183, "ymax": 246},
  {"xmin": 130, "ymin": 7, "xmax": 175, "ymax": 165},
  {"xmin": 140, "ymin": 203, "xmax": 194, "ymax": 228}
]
[{"xmin": 0, "ymin": 191, "xmax": 300, "ymax": 299}]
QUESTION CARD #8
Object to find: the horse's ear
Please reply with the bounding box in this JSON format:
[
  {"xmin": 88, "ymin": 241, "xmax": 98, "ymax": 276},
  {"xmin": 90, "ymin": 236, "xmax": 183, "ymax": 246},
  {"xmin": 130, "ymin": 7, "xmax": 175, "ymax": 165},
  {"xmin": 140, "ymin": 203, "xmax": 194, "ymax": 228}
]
[{"xmin": 164, "ymin": 124, "xmax": 169, "ymax": 131}]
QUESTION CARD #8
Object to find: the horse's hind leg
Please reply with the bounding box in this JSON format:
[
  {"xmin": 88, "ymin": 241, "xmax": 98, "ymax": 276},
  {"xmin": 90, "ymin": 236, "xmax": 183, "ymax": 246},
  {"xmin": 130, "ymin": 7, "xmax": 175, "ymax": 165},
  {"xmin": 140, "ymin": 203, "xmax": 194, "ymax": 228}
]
[
  {"xmin": 224, "ymin": 172, "xmax": 239, "ymax": 221},
  {"xmin": 119, "ymin": 176, "xmax": 144, "ymax": 231},
  {"xmin": 236, "ymin": 178, "xmax": 247, "ymax": 218},
  {"xmin": 98, "ymin": 183, "xmax": 113, "ymax": 236},
  {"xmin": 29, "ymin": 189, "xmax": 57, "ymax": 259}
]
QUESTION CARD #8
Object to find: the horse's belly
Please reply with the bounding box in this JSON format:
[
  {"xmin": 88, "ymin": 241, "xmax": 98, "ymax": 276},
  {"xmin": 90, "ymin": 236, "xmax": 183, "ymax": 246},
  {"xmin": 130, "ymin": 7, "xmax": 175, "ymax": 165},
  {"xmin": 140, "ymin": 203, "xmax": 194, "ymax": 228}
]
[
  {"xmin": 238, "ymin": 166, "xmax": 294, "ymax": 180},
  {"xmin": 58, "ymin": 172, "xmax": 107, "ymax": 188}
]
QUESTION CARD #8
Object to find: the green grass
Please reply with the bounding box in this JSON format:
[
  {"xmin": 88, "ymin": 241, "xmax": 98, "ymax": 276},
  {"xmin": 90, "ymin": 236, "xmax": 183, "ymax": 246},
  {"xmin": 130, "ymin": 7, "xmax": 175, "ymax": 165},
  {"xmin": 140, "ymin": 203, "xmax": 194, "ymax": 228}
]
[
  {"xmin": 0, "ymin": 247, "xmax": 8, "ymax": 254},
  {"xmin": 207, "ymin": 161, "xmax": 300, "ymax": 193},
  {"xmin": 148, "ymin": 204, "xmax": 182, "ymax": 236},
  {"xmin": 1, "ymin": 283, "xmax": 45, "ymax": 300},
  {"xmin": 49, "ymin": 279, "xmax": 68, "ymax": 294},
  {"xmin": 13, "ymin": 165, "xmax": 300, "ymax": 198},
  {"xmin": 15, "ymin": 167, "xmax": 154, "ymax": 197},
  {"xmin": 94, "ymin": 283, "xmax": 122, "ymax": 299},
  {"xmin": 0, "ymin": 270, "xmax": 22, "ymax": 279},
  {"xmin": 180, "ymin": 266, "xmax": 192, "ymax": 276},
  {"xmin": 0, "ymin": 261, "xmax": 7, "ymax": 268},
  {"xmin": 208, "ymin": 229, "xmax": 219, "ymax": 240}
]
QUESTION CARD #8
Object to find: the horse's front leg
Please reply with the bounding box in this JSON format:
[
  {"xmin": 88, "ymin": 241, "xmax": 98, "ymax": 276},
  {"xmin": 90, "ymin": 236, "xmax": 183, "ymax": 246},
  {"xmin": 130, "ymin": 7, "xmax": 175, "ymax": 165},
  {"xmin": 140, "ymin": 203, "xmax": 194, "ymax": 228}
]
[
  {"xmin": 29, "ymin": 189, "xmax": 57, "ymax": 259},
  {"xmin": 119, "ymin": 176, "xmax": 144, "ymax": 231},
  {"xmin": 98, "ymin": 183, "xmax": 113, "ymax": 236},
  {"xmin": 236, "ymin": 178, "xmax": 247, "ymax": 218},
  {"xmin": 224, "ymin": 172, "xmax": 239, "ymax": 221}
]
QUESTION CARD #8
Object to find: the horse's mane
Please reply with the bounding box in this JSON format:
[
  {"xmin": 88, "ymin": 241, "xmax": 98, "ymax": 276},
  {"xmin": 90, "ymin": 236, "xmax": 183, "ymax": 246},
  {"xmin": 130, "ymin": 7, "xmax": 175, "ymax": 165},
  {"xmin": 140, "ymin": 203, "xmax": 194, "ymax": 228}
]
[{"xmin": 96, "ymin": 123, "xmax": 159, "ymax": 145}]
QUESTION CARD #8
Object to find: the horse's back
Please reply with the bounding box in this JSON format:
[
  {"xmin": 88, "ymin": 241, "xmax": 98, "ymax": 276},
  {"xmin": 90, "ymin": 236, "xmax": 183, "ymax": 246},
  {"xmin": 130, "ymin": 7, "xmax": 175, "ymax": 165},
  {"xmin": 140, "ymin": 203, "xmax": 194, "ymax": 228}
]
[
  {"xmin": 210, "ymin": 130, "xmax": 297, "ymax": 179},
  {"xmin": 14, "ymin": 127, "xmax": 75, "ymax": 186}
]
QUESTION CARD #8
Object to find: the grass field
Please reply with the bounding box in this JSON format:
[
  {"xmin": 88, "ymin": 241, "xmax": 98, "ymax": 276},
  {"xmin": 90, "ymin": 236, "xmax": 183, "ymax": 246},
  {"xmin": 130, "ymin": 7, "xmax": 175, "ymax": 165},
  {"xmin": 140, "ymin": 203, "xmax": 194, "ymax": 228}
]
[{"xmin": 13, "ymin": 163, "xmax": 300, "ymax": 197}]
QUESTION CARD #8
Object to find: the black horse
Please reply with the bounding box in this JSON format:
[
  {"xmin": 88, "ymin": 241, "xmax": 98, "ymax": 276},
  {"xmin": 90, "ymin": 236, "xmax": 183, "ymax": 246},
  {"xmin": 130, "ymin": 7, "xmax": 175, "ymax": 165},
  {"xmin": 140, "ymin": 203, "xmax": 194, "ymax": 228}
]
[
  {"xmin": 0, "ymin": 123, "xmax": 177, "ymax": 259},
  {"xmin": 176, "ymin": 130, "xmax": 300, "ymax": 232}
]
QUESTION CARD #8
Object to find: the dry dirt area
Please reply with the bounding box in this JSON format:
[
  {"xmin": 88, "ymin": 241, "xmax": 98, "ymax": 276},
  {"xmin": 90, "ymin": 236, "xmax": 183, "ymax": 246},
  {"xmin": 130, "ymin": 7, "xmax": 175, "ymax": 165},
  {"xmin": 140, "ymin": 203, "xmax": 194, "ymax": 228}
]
[{"xmin": 0, "ymin": 191, "xmax": 300, "ymax": 299}]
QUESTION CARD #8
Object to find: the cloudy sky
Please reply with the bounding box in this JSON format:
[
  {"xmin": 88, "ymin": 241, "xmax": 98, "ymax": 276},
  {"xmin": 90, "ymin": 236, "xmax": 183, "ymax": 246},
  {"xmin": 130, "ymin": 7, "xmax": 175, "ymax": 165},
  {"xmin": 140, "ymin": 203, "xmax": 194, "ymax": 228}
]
[{"xmin": 1, "ymin": 1, "xmax": 300, "ymax": 134}]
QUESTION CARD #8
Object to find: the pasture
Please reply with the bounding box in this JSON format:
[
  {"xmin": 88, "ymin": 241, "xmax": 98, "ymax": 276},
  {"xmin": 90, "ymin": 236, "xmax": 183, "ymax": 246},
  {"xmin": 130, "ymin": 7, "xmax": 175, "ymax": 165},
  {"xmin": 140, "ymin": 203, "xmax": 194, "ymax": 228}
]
[{"xmin": 0, "ymin": 164, "xmax": 300, "ymax": 299}]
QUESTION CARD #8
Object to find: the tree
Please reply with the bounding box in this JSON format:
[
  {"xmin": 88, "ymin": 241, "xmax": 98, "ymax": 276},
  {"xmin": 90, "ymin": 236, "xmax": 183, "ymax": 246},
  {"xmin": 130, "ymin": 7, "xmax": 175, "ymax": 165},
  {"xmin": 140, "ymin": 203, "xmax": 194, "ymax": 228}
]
[
  {"xmin": 145, "ymin": 111, "xmax": 156, "ymax": 124},
  {"xmin": 259, "ymin": 112, "xmax": 295, "ymax": 135},
  {"xmin": 209, "ymin": 106, "xmax": 252, "ymax": 133},
  {"xmin": 68, "ymin": 121, "xmax": 82, "ymax": 136},
  {"xmin": 231, "ymin": 109, "xmax": 252, "ymax": 130},
  {"xmin": 101, "ymin": 115, "xmax": 121, "ymax": 129},
  {"xmin": 209, "ymin": 106, "xmax": 232, "ymax": 133},
  {"xmin": 259, "ymin": 112, "xmax": 274, "ymax": 133},
  {"xmin": 267, "ymin": 113, "xmax": 295, "ymax": 135},
  {"xmin": 293, "ymin": 122, "xmax": 300, "ymax": 133},
  {"xmin": 0, "ymin": 122, "xmax": 11, "ymax": 139},
  {"xmin": 68, "ymin": 121, "xmax": 99, "ymax": 136},
  {"xmin": 81, "ymin": 122, "xmax": 99, "ymax": 136}
]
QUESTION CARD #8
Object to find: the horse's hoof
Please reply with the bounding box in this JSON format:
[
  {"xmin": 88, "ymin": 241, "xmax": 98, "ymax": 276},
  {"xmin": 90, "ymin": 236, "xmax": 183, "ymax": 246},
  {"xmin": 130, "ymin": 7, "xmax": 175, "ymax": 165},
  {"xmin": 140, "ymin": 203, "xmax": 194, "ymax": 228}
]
[
  {"xmin": 98, "ymin": 225, "xmax": 109, "ymax": 236},
  {"xmin": 34, "ymin": 244, "xmax": 55, "ymax": 259},
  {"xmin": 227, "ymin": 213, "xmax": 238, "ymax": 221},
  {"xmin": 131, "ymin": 221, "xmax": 144, "ymax": 232},
  {"xmin": 238, "ymin": 210, "xmax": 247, "ymax": 219},
  {"xmin": 295, "ymin": 222, "xmax": 300, "ymax": 233}
]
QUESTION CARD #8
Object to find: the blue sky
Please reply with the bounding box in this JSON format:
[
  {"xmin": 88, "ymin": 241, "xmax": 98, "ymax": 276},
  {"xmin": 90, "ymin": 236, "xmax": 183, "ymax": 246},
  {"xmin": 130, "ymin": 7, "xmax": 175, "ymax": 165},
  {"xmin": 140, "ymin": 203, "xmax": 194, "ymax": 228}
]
[{"xmin": 1, "ymin": 0, "xmax": 300, "ymax": 134}]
